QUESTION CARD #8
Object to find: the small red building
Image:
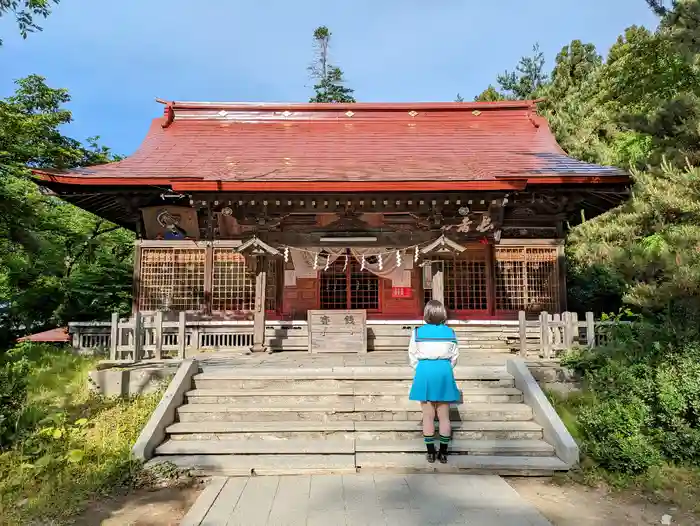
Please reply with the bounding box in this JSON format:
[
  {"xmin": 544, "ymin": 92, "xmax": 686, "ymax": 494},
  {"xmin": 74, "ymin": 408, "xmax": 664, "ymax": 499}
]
[{"xmin": 34, "ymin": 100, "xmax": 628, "ymax": 351}]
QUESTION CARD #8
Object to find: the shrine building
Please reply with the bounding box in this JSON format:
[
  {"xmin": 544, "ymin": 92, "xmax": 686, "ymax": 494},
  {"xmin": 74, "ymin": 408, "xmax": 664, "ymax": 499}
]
[{"xmin": 33, "ymin": 100, "xmax": 628, "ymax": 352}]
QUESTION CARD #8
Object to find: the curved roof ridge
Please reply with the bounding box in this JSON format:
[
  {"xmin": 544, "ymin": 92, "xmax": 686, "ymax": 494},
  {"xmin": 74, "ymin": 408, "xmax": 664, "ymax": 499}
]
[{"xmin": 155, "ymin": 98, "xmax": 542, "ymax": 112}]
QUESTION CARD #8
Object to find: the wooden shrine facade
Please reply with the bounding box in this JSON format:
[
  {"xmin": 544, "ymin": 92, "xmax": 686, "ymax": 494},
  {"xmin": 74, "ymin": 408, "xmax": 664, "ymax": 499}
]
[
  {"xmin": 33, "ymin": 99, "xmax": 630, "ymax": 340},
  {"xmin": 133, "ymin": 239, "xmax": 563, "ymax": 320}
]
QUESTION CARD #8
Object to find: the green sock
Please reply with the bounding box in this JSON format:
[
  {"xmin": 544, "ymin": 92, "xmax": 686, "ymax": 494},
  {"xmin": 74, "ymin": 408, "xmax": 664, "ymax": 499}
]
[
  {"xmin": 439, "ymin": 434, "xmax": 450, "ymax": 454},
  {"xmin": 424, "ymin": 435, "xmax": 436, "ymax": 454}
]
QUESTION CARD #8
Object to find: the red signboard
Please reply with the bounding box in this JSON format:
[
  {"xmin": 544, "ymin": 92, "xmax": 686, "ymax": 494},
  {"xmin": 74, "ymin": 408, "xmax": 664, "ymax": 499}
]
[{"xmin": 391, "ymin": 287, "xmax": 413, "ymax": 299}]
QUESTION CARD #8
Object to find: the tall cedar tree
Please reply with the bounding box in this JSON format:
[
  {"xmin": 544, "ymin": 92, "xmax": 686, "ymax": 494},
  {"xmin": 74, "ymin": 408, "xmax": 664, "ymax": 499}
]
[
  {"xmin": 308, "ymin": 26, "xmax": 356, "ymax": 103},
  {"xmin": 0, "ymin": 0, "xmax": 59, "ymax": 44}
]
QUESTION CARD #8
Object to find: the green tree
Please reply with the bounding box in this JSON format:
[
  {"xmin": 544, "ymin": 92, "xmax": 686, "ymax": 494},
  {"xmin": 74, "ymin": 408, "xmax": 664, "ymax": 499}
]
[
  {"xmin": 474, "ymin": 85, "xmax": 505, "ymax": 102},
  {"xmin": 308, "ymin": 26, "xmax": 355, "ymax": 103},
  {"xmin": 496, "ymin": 43, "xmax": 548, "ymax": 99},
  {"xmin": 0, "ymin": 76, "xmax": 133, "ymax": 347},
  {"xmin": 0, "ymin": 0, "xmax": 59, "ymax": 44}
]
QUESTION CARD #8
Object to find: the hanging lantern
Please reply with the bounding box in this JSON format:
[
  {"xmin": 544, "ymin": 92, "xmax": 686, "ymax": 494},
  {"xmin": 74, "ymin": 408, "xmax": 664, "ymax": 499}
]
[
  {"xmin": 396, "ymin": 249, "xmax": 402, "ymax": 267},
  {"xmin": 283, "ymin": 246, "xmax": 289, "ymax": 263}
]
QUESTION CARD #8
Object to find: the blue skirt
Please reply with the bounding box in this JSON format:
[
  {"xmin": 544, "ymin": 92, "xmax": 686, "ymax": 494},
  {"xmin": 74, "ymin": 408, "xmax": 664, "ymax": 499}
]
[{"xmin": 409, "ymin": 359, "xmax": 461, "ymax": 402}]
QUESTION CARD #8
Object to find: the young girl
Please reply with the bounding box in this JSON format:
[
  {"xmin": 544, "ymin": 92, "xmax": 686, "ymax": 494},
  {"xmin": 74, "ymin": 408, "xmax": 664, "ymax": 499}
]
[{"xmin": 408, "ymin": 300, "xmax": 460, "ymax": 463}]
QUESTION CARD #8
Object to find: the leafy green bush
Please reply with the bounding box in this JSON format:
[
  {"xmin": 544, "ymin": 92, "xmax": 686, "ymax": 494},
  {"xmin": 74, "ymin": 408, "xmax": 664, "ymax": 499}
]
[
  {"xmin": 563, "ymin": 313, "xmax": 700, "ymax": 475},
  {"xmin": 0, "ymin": 343, "xmax": 162, "ymax": 525},
  {"xmin": 0, "ymin": 357, "xmax": 29, "ymax": 447}
]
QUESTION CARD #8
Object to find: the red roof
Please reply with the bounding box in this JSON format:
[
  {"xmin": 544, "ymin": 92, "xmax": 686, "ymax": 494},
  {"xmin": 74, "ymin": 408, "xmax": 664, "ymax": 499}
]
[
  {"xmin": 35, "ymin": 100, "xmax": 627, "ymax": 192},
  {"xmin": 18, "ymin": 327, "xmax": 70, "ymax": 343}
]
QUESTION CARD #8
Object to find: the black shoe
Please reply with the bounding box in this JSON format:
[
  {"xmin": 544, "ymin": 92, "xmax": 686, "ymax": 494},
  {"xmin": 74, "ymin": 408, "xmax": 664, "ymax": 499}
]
[
  {"xmin": 427, "ymin": 451, "xmax": 436, "ymax": 463},
  {"xmin": 437, "ymin": 451, "xmax": 448, "ymax": 464}
]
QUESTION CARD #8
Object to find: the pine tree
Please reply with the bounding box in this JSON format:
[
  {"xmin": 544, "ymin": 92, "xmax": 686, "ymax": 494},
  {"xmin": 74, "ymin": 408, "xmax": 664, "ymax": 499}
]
[
  {"xmin": 496, "ymin": 44, "xmax": 548, "ymax": 99},
  {"xmin": 474, "ymin": 85, "xmax": 505, "ymax": 102},
  {"xmin": 308, "ymin": 26, "xmax": 355, "ymax": 103}
]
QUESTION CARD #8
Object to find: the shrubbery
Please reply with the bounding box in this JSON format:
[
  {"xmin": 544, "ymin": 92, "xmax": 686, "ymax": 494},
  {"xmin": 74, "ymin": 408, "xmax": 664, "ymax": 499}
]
[
  {"xmin": 0, "ymin": 343, "xmax": 162, "ymax": 525},
  {"xmin": 562, "ymin": 312, "xmax": 700, "ymax": 475},
  {"xmin": 0, "ymin": 353, "xmax": 30, "ymax": 447}
]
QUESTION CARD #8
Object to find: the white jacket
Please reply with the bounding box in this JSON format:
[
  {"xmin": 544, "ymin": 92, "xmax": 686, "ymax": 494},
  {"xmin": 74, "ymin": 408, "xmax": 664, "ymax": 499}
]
[{"xmin": 408, "ymin": 324, "xmax": 459, "ymax": 369}]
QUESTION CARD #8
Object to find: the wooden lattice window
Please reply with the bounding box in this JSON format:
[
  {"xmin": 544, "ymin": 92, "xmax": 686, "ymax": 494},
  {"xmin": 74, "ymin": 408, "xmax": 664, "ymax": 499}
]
[
  {"xmin": 138, "ymin": 247, "xmax": 206, "ymax": 311},
  {"xmin": 212, "ymin": 250, "xmax": 278, "ymax": 312},
  {"xmin": 495, "ymin": 246, "xmax": 560, "ymax": 312},
  {"xmin": 444, "ymin": 252, "xmax": 488, "ymax": 312},
  {"xmin": 320, "ymin": 253, "xmax": 380, "ymax": 310}
]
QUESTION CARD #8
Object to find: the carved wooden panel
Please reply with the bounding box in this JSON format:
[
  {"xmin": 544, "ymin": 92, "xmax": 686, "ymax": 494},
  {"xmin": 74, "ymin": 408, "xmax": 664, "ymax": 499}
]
[{"xmin": 307, "ymin": 309, "xmax": 367, "ymax": 354}]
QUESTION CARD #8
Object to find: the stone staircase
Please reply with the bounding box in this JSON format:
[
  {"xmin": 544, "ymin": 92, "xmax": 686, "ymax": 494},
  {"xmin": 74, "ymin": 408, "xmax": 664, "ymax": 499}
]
[{"xmin": 148, "ymin": 364, "xmax": 573, "ymax": 476}]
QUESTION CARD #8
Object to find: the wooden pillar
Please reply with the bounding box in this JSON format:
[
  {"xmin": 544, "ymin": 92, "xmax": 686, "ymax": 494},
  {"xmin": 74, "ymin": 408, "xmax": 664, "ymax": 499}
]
[
  {"xmin": 486, "ymin": 243, "xmax": 496, "ymax": 316},
  {"xmin": 203, "ymin": 243, "xmax": 214, "ymax": 314},
  {"xmin": 251, "ymin": 256, "xmax": 267, "ymax": 353},
  {"xmin": 131, "ymin": 241, "xmax": 142, "ymax": 315},
  {"xmin": 178, "ymin": 311, "xmax": 187, "ymax": 359},
  {"xmin": 518, "ymin": 311, "xmax": 527, "ymax": 357},
  {"xmin": 110, "ymin": 312, "xmax": 119, "ymax": 360},
  {"xmin": 154, "ymin": 310, "xmax": 163, "ymax": 360},
  {"xmin": 556, "ymin": 242, "xmax": 568, "ymax": 312},
  {"xmin": 133, "ymin": 311, "xmax": 143, "ymax": 361},
  {"xmin": 585, "ymin": 311, "xmax": 595, "ymax": 348},
  {"xmin": 431, "ymin": 261, "xmax": 445, "ymax": 305}
]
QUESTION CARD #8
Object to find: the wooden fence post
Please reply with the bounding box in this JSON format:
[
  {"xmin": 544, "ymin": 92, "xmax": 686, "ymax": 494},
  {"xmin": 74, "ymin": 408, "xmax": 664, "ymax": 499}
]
[
  {"xmin": 563, "ymin": 311, "xmax": 572, "ymax": 349},
  {"xmin": 540, "ymin": 311, "xmax": 551, "ymax": 359},
  {"xmin": 178, "ymin": 311, "xmax": 187, "ymax": 359},
  {"xmin": 518, "ymin": 311, "xmax": 527, "ymax": 357},
  {"xmin": 154, "ymin": 311, "xmax": 163, "ymax": 360},
  {"xmin": 133, "ymin": 311, "xmax": 142, "ymax": 362},
  {"xmin": 586, "ymin": 311, "xmax": 595, "ymax": 348},
  {"xmin": 110, "ymin": 312, "xmax": 118, "ymax": 361},
  {"xmin": 570, "ymin": 311, "xmax": 579, "ymax": 347}
]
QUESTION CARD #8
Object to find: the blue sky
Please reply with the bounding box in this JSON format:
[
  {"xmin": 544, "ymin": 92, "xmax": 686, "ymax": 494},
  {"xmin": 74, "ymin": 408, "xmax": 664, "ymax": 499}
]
[{"xmin": 1, "ymin": 0, "xmax": 658, "ymax": 156}]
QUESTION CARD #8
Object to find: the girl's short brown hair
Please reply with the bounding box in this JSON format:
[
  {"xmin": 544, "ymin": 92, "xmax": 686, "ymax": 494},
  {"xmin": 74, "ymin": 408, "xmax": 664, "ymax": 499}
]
[{"xmin": 424, "ymin": 300, "xmax": 447, "ymax": 325}]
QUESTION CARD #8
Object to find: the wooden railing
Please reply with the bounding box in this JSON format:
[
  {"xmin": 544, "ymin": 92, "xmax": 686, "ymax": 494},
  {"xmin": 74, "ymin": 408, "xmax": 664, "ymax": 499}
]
[{"xmin": 69, "ymin": 311, "xmax": 622, "ymax": 361}]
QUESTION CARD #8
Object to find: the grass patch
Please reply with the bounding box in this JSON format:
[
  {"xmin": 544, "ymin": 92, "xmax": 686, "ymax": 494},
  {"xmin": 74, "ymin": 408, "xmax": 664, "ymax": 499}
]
[
  {"xmin": 0, "ymin": 343, "xmax": 162, "ymax": 525},
  {"xmin": 547, "ymin": 388, "xmax": 700, "ymax": 514}
]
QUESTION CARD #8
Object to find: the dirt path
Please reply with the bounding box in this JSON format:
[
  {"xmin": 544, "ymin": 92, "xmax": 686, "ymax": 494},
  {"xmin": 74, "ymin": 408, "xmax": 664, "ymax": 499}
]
[
  {"xmin": 76, "ymin": 486, "xmax": 201, "ymax": 526},
  {"xmin": 509, "ymin": 477, "xmax": 700, "ymax": 526}
]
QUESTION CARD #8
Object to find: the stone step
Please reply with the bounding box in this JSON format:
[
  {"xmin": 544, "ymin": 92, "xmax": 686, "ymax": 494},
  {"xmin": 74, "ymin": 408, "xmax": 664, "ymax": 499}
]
[
  {"xmin": 184, "ymin": 387, "xmax": 522, "ymax": 405},
  {"xmin": 147, "ymin": 453, "xmax": 567, "ymax": 476},
  {"xmin": 354, "ymin": 390, "xmax": 523, "ymax": 405},
  {"xmin": 193, "ymin": 377, "xmax": 516, "ymax": 390},
  {"xmin": 175, "ymin": 403, "xmax": 533, "ymax": 422},
  {"xmin": 193, "ymin": 365, "xmax": 512, "ymax": 382},
  {"xmin": 166, "ymin": 420, "xmax": 544, "ymax": 441},
  {"xmin": 156, "ymin": 438, "xmax": 355, "ymax": 455},
  {"xmin": 351, "ymin": 385, "xmax": 520, "ymax": 396},
  {"xmin": 355, "ymin": 438, "xmax": 555, "ymax": 456},
  {"xmin": 355, "ymin": 453, "xmax": 570, "ymax": 475},
  {"xmin": 156, "ymin": 437, "xmax": 553, "ymax": 457},
  {"xmin": 147, "ymin": 454, "xmax": 357, "ymax": 476},
  {"xmin": 185, "ymin": 390, "xmax": 354, "ymax": 405},
  {"xmin": 353, "ymin": 420, "xmax": 543, "ymax": 441}
]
